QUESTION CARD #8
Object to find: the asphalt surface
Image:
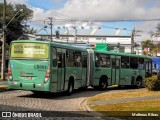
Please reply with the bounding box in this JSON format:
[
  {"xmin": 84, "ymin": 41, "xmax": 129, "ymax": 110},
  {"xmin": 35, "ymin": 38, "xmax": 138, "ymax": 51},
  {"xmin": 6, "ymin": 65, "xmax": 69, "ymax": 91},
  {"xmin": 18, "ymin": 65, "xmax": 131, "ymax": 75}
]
[
  {"xmin": 0, "ymin": 87, "xmax": 116, "ymax": 120},
  {"xmin": 0, "ymin": 84, "xmax": 145, "ymax": 120}
]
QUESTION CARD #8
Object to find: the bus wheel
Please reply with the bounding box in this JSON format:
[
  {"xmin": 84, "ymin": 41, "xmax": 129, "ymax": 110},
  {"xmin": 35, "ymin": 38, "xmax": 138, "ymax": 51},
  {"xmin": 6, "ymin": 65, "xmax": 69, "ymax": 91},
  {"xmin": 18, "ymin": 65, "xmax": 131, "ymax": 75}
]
[
  {"xmin": 80, "ymin": 86, "xmax": 88, "ymax": 91},
  {"xmin": 135, "ymin": 78, "xmax": 142, "ymax": 88},
  {"xmin": 32, "ymin": 91, "xmax": 42, "ymax": 95},
  {"xmin": 99, "ymin": 77, "xmax": 108, "ymax": 90},
  {"xmin": 67, "ymin": 81, "xmax": 73, "ymax": 95}
]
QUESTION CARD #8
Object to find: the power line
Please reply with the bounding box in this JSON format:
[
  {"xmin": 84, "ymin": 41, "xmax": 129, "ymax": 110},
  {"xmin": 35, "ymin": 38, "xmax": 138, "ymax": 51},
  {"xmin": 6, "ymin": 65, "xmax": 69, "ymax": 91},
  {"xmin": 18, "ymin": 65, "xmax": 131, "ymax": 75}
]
[
  {"xmin": 10, "ymin": 0, "xmax": 77, "ymax": 21},
  {"xmin": 8, "ymin": 0, "xmax": 160, "ymax": 36},
  {"xmin": 9, "ymin": 0, "xmax": 160, "ymax": 23},
  {"xmin": 91, "ymin": 18, "xmax": 160, "ymax": 22}
]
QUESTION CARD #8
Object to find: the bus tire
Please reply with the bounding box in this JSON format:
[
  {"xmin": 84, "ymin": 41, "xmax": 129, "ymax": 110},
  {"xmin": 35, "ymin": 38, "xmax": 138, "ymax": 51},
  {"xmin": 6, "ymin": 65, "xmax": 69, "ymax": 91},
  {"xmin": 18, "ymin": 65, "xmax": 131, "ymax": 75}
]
[
  {"xmin": 67, "ymin": 80, "xmax": 74, "ymax": 95},
  {"xmin": 32, "ymin": 91, "xmax": 42, "ymax": 95},
  {"xmin": 80, "ymin": 86, "xmax": 88, "ymax": 91},
  {"xmin": 99, "ymin": 77, "xmax": 108, "ymax": 90},
  {"xmin": 135, "ymin": 77, "xmax": 142, "ymax": 88}
]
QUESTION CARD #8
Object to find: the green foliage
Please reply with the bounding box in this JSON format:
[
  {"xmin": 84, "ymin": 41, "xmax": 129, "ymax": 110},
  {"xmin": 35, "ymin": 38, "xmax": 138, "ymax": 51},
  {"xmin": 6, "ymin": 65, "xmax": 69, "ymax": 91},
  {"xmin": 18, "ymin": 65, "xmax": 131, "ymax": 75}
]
[
  {"xmin": 0, "ymin": 3, "xmax": 33, "ymax": 44},
  {"xmin": 144, "ymin": 76, "xmax": 160, "ymax": 91},
  {"xmin": 141, "ymin": 39, "xmax": 154, "ymax": 49}
]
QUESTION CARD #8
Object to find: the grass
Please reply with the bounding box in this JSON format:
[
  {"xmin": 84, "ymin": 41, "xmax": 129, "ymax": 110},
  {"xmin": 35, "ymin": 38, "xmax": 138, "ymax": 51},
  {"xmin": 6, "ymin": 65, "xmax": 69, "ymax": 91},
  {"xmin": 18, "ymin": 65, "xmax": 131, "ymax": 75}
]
[
  {"xmin": 88, "ymin": 89, "xmax": 160, "ymax": 103},
  {"xmin": 87, "ymin": 89, "xmax": 160, "ymax": 120},
  {"xmin": 90, "ymin": 99, "xmax": 160, "ymax": 111}
]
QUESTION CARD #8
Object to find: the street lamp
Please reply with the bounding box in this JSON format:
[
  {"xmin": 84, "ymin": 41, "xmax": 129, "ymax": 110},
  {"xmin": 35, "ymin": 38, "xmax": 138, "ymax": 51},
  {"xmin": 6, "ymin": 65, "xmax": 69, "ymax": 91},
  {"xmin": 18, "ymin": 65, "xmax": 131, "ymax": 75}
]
[
  {"xmin": 5, "ymin": 9, "xmax": 23, "ymax": 29},
  {"xmin": 1, "ymin": 1, "xmax": 23, "ymax": 80},
  {"xmin": 37, "ymin": 26, "xmax": 47, "ymax": 33}
]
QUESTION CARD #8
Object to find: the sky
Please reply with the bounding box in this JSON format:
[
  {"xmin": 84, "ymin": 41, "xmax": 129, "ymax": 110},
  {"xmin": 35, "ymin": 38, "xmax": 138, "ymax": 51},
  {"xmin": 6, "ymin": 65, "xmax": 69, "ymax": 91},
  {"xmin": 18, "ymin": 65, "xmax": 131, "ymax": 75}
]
[{"xmin": 1, "ymin": 0, "xmax": 160, "ymax": 44}]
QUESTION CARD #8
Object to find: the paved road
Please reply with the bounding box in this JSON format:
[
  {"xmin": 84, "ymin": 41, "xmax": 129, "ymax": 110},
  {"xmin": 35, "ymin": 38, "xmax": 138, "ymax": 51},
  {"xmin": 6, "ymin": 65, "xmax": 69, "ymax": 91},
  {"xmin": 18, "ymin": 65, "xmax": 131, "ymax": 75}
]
[
  {"xmin": 0, "ymin": 88, "xmax": 103, "ymax": 111},
  {"xmin": 0, "ymin": 87, "xmax": 141, "ymax": 120}
]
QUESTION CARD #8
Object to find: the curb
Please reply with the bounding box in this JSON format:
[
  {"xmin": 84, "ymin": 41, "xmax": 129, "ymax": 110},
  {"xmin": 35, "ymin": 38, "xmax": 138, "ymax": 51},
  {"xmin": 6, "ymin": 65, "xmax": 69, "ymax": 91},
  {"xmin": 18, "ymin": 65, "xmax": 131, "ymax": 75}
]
[
  {"xmin": 0, "ymin": 85, "xmax": 7, "ymax": 88},
  {"xmin": 0, "ymin": 85, "xmax": 8, "ymax": 92},
  {"xmin": 80, "ymin": 98, "xmax": 104, "ymax": 119},
  {"xmin": 81, "ymin": 98, "xmax": 106, "ymax": 117},
  {"xmin": 81, "ymin": 98, "xmax": 123, "ymax": 120}
]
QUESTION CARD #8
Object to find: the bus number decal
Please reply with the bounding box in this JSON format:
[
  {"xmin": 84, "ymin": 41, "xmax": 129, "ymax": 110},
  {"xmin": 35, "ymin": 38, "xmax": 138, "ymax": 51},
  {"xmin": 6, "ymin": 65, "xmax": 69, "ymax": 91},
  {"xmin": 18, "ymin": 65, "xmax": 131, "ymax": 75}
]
[{"xmin": 34, "ymin": 65, "xmax": 47, "ymax": 69}]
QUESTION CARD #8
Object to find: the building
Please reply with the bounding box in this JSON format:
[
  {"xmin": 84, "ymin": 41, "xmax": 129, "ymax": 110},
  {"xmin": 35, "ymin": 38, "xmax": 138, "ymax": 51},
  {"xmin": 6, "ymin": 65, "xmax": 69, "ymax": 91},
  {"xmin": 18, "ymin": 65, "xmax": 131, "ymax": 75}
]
[{"xmin": 35, "ymin": 34, "xmax": 133, "ymax": 53}]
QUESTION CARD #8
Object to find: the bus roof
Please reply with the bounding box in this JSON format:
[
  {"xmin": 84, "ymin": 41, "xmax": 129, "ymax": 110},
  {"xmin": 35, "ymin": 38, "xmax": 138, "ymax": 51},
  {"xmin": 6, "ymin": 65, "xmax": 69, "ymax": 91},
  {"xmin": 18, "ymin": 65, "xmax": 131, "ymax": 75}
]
[
  {"xmin": 11, "ymin": 40, "xmax": 151, "ymax": 59},
  {"xmin": 94, "ymin": 50, "xmax": 151, "ymax": 59}
]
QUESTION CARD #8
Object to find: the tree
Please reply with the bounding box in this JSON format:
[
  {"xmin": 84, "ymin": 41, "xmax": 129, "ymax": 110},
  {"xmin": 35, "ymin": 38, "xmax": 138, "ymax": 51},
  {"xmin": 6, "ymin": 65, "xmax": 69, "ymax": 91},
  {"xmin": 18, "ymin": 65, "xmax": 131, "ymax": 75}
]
[
  {"xmin": 27, "ymin": 27, "xmax": 37, "ymax": 34},
  {"xmin": 141, "ymin": 39, "xmax": 154, "ymax": 56},
  {"xmin": 134, "ymin": 42, "xmax": 140, "ymax": 48},
  {"xmin": 0, "ymin": 3, "xmax": 33, "ymax": 44},
  {"xmin": 155, "ymin": 23, "xmax": 160, "ymax": 37},
  {"xmin": 141, "ymin": 39, "xmax": 154, "ymax": 49},
  {"xmin": 152, "ymin": 41, "xmax": 160, "ymax": 56}
]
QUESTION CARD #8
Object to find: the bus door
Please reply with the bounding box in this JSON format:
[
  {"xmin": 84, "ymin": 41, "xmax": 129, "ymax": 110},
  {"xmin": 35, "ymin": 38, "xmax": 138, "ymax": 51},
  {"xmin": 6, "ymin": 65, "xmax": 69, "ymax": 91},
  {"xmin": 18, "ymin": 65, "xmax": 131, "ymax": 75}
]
[
  {"xmin": 81, "ymin": 52, "xmax": 87, "ymax": 86},
  {"xmin": 145, "ymin": 60, "xmax": 152, "ymax": 78},
  {"xmin": 111, "ymin": 57, "xmax": 120, "ymax": 85},
  {"xmin": 57, "ymin": 49, "xmax": 66, "ymax": 91},
  {"xmin": 51, "ymin": 47, "xmax": 58, "ymax": 92}
]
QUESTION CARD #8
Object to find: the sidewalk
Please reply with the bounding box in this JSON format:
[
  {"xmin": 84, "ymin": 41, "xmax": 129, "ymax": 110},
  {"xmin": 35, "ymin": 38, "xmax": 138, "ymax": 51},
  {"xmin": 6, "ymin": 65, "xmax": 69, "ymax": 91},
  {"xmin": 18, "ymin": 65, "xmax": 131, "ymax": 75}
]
[
  {"xmin": 92, "ymin": 95, "xmax": 160, "ymax": 105},
  {"xmin": 82, "ymin": 89, "xmax": 160, "ymax": 118},
  {"xmin": 0, "ymin": 80, "xmax": 8, "ymax": 91}
]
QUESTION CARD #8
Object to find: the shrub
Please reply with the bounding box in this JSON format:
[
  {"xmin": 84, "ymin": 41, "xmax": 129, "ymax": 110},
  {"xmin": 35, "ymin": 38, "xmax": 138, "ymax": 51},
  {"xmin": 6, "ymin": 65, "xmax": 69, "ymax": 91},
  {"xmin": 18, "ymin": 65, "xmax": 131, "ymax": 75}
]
[{"xmin": 144, "ymin": 76, "xmax": 160, "ymax": 91}]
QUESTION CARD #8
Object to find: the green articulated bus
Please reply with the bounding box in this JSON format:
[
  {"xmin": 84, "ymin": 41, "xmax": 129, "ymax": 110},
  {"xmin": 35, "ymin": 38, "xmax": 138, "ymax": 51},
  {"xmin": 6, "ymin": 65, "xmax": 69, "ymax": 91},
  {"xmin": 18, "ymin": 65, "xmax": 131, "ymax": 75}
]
[{"xmin": 8, "ymin": 40, "xmax": 152, "ymax": 94}]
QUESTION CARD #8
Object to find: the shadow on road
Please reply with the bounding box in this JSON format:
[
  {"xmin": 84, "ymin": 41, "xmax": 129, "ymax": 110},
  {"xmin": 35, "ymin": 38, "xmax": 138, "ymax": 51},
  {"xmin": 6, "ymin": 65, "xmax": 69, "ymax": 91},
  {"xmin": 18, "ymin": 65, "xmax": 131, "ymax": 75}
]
[
  {"xmin": 17, "ymin": 86, "xmax": 143, "ymax": 100},
  {"xmin": 0, "ymin": 104, "xmax": 94, "ymax": 118}
]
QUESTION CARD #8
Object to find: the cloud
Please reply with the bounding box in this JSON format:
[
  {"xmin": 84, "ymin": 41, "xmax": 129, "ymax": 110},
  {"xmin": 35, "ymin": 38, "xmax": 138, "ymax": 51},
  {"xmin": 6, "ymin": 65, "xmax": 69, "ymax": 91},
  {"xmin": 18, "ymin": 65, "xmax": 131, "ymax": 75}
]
[
  {"xmin": 58, "ymin": 0, "xmax": 160, "ymax": 21},
  {"xmin": 5, "ymin": 0, "xmax": 29, "ymax": 5},
  {"xmin": 56, "ymin": 0, "xmax": 160, "ymax": 42},
  {"xmin": 1, "ymin": 0, "xmax": 160, "ymax": 42},
  {"xmin": 135, "ymin": 21, "xmax": 159, "ymax": 43}
]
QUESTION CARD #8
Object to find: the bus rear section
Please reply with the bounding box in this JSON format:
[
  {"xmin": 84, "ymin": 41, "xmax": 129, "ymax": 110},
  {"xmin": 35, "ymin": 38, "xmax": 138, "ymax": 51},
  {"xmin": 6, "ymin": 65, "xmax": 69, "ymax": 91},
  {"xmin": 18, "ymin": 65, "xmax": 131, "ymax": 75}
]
[{"xmin": 8, "ymin": 42, "xmax": 50, "ymax": 92}]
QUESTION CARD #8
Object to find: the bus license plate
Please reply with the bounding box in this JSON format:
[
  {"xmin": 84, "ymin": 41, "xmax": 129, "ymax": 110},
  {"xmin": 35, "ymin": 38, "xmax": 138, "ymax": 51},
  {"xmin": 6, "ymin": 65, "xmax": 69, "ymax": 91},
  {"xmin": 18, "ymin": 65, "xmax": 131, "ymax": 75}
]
[{"xmin": 25, "ymin": 76, "xmax": 32, "ymax": 80}]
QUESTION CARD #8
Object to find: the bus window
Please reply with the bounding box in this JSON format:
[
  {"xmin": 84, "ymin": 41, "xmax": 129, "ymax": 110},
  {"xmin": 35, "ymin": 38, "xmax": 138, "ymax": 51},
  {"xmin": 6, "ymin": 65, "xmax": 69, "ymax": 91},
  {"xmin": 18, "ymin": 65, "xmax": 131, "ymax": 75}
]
[
  {"xmin": 75, "ymin": 51, "xmax": 82, "ymax": 67},
  {"xmin": 145, "ymin": 61, "xmax": 152, "ymax": 77},
  {"xmin": 130, "ymin": 57, "xmax": 138, "ymax": 69},
  {"xmin": 138, "ymin": 58, "xmax": 144, "ymax": 69},
  {"xmin": 82, "ymin": 52, "xmax": 87, "ymax": 68},
  {"xmin": 100, "ymin": 54, "xmax": 106, "ymax": 67},
  {"xmin": 58, "ymin": 53, "xmax": 62, "ymax": 68},
  {"xmin": 52, "ymin": 48, "xmax": 57, "ymax": 67},
  {"xmin": 116, "ymin": 59, "xmax": 120, "ymax": 69},
  {"xmin": 66, "ymin": 50, "xmax": 74, "ymax": 67},
  {"xmin": 121, "ymin": 57, "xmax": 129, "ymax": 69},
  {"xmin": 112, "ymin": 59, "xmax": 116, "ymax": 69},
  {"xmin": 95, "ymin": 54, "xmax": 100, "ymax": 67},
  {"xmin": 106, "ymin": 55, "xmax": 110, "ymax": 68},
  {"xmin": 100, "ymin": 54, "xmax": 110, "ymax": 68}
]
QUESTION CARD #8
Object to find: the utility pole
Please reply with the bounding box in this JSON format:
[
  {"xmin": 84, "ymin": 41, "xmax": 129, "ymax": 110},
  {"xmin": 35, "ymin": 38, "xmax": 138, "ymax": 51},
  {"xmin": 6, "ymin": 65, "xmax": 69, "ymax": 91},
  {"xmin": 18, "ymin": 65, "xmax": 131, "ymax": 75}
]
[
  {"xmin": 1, "ymin": 0, "xmax": 6, "ymax": 80},
  {"xmin": 67, "ymin": 28, "xmax": 69, "ymax": 43},
  {"xmin": 74, "ymin": 27, "xmax": 77, "ymax": 43},
  {"xmin": 49, "ymin": 17, "xmax": 53, "ymax": 41},
  {"xmin": 131, "ymin": 27, "xmax": 135, "ymax": 53}
]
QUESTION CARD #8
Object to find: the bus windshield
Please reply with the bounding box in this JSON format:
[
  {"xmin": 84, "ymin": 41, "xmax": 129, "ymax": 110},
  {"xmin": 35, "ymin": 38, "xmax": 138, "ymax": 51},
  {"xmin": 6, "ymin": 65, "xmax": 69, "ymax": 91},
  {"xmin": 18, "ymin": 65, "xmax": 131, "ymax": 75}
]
[{"xmin": 10, "ymin": 43, "xmax": 49, "ymax": 59}]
